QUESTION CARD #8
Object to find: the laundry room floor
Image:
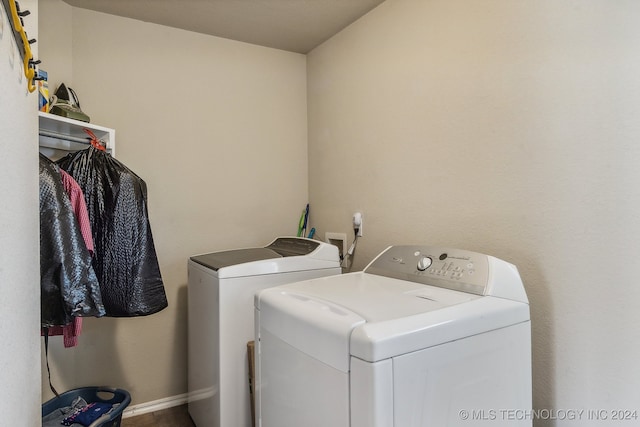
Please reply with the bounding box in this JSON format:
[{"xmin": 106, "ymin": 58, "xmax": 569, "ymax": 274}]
[{"xmin": 121, "ymin": 404, "xmax": 195, "ymax": 427}]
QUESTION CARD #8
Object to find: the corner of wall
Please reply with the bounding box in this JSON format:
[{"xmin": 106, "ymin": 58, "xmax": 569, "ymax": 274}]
[{"xmin": 38, "ymin": 0, "xmax": 73, "ymax": 91}]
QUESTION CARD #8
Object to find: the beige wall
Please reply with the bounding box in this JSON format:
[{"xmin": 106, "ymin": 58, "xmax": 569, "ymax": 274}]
[
  {"xmin": 37, "ymin": 0, "xmax": 640, "ymax": 420},
  {"xmin": 308, "ymin": 0, "xmax": 640, "ymax": 421},
  {"xmin": 39, "ymin": 2, "xmax": 308, "ymax": 405},
  {"xmin": 0, "ymin": 0, "xmax": 40, "ymax": 423},
  {"xmin": 38, "ymin": 0, "xmax": 72, "ymax": 91}
]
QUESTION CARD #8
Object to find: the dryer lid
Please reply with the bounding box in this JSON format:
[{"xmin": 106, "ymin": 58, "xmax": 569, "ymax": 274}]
[
  {"xmin": 349, "ymin": 296, "xmax": 530, "ymax": 362},
  {"xmin": 258, "ymin": 273, "xmax": 529, "ymax": 365},
  {"xmin": 257, "ymin": 272, "xmax": 480, "ymax": 370},
  {"xmin": 259, "ymin": 286, "xmax": 365, "ymax": 373}
]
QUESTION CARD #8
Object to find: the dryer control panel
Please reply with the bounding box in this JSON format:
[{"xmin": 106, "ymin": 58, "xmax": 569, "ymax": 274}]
[{"xmin": 364, "ymin": 245, "xmax": 526, "ymax": 301}]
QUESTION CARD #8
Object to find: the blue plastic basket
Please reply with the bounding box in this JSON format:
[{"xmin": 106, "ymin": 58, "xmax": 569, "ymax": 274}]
[{"xmin": 42, "ymin": 386, "xmax": 131, "ymax": 427}]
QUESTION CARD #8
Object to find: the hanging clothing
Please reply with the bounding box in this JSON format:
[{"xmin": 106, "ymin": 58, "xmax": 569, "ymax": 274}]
[
  {"xmin": 42, "ymin": 169, "xmax": 95, "ymax": 347},
  {"xmin": 57, "ymin": 147, "xmax": 168, "ymax": 317},
  {"xmin": 39, "ymin": 154, "xmax": 105, "ymax": 327}
]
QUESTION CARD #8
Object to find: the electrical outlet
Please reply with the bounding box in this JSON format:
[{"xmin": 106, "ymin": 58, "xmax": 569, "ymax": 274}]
[
  {"xmin": 325, "ymin": 232, "xmax": 347, "ymax": 260},
  {"xmin": 353, "ymin": 212, "xmax": 363, "ymax": 237}
]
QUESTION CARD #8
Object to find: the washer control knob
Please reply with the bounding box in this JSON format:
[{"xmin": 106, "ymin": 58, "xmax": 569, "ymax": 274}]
[{"xmin": 417, "ymin": 256, "xmax": 433, "ymax": 271}]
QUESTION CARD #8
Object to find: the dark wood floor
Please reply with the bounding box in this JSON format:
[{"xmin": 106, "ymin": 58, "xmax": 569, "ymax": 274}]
[{"xmin": 121, "ymin": 404, "xmax": 195, "ymax": 427}]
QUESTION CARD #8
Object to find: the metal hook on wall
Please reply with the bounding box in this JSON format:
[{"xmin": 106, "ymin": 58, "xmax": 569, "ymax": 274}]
[{"xmin": 3, "ymin": 0, "xmax": 38, "ymax": 92}]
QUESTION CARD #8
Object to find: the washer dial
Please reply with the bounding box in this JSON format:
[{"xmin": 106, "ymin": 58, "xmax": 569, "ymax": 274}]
[{"xmin": 417, "ymin": 256, "xmax": 433, "ymax": 271}]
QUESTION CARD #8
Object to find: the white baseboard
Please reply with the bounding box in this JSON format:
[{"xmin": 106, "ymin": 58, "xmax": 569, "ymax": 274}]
[{"xmin": 122, "ymin": 393, "xmax": 189, "ymax": 418}]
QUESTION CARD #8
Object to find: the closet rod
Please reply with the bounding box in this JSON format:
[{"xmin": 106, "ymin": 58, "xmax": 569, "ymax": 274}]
[{"xmin": 39, "ymin": 129, "xmax": 92, "ymax": 144}]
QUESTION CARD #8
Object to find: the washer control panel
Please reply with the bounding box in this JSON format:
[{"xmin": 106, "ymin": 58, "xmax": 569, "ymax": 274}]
[{"xmin": 364, "ymin": 245, "xmax": 491, "ymax": 295}]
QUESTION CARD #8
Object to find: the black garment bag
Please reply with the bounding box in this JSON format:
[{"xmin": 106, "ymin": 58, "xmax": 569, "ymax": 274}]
[{"xmin": 57, "ymin": 147, "xmax": 168, "ymax": 317}]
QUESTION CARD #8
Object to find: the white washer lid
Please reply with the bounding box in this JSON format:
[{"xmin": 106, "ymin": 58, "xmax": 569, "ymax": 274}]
[{"xmin": 190, "ymin": 237, "xmax": 340, "ymax": 278}]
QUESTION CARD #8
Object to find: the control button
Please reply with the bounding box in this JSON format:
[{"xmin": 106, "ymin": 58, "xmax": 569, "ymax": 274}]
[
  {"xmin": 439, "ymin": 253, "xmax": 448, "ymax": 260},
  {"xmin": 417, "ymin": 256, "xmax": 433, "ymax": 271}
]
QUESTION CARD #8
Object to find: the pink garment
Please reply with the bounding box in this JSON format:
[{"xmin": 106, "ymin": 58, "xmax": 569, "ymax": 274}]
[
  {"xmin": 43, "ymin": 319, "xmax": 83, "ymax": 348},
  {"xmin": 60, "ymin": 169, "xmax": 94, "ymax": 255},
  {"xmin": 41, "ymin": 170, "xmax": 95, "ymax": 347}
]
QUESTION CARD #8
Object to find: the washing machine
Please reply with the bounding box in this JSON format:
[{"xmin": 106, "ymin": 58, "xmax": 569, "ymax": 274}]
[
  {"xmin": 188, "ymin": 237, "xmax": 341, "ymax": 427},
  {"xmin": 255, "ymin": 245, "xmax": 531, "ymax": 427}
]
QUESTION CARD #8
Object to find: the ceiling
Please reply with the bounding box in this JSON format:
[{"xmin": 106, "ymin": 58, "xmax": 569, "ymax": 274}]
[{"xmin": 61, "ymin": 0, "xmax": 386, "ymax": 54}]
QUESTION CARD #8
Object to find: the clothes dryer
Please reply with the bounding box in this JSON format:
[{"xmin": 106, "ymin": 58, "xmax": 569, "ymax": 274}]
[
  {"xmin": 188, "ymin": 237, "xmax": 340, "ymax": 427},
  {"xmin": 255, "ymin": 245, "xmax": 531, "ymax": 427}
]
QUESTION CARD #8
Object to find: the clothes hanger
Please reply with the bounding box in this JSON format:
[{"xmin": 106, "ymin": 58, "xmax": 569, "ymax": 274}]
[{"xmin": 83, "ymin": 128, "xmax": 106, "ymax": 151}]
